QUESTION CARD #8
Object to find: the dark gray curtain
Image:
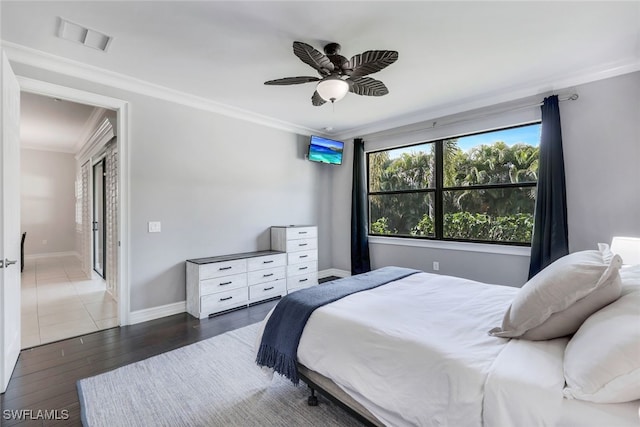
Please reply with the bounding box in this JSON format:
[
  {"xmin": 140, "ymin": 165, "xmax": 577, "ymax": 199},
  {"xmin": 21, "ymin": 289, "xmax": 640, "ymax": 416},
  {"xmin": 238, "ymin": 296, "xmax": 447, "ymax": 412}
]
[
  {"xmin": 528, "ymin": 95, "xmax": 569, "ymax": 278},
  {"xmin": 351, "ymin": 138, "xmax": 371, "ymax": 275}
]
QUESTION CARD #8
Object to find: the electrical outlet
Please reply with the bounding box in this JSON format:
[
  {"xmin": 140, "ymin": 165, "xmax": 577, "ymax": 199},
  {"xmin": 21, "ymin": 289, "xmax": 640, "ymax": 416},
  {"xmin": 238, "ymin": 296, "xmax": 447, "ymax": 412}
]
[
  {"xmin": 433, "ymin": 261, "xmax": 440, "ymax": 271},
  {"xmin": 148, "ymin": 221, "xmax": 161, "ymax": 233}
]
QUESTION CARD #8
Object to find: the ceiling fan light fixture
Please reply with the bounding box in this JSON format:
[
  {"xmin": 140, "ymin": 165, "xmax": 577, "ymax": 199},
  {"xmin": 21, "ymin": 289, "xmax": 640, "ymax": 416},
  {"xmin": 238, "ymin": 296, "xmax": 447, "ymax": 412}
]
[{"xmin": 316, "ymin": 77, "xmax": 349, "ymax": 103}]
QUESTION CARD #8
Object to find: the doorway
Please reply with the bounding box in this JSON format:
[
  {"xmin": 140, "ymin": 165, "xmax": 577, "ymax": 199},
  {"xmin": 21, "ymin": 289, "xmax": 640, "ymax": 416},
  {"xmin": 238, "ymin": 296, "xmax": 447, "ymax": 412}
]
[
  {"xmin": 16, "ymin": 78, "xmax": 130, "ymax": 349},
  {"xmin": 20, "ymin": 96, "xmax": 120, "ymax": 348}
]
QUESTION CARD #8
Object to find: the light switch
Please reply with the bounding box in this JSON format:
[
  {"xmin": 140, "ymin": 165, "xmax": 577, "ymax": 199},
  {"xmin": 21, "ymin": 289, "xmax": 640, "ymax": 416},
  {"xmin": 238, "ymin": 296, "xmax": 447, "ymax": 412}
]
[{"xmin": 148, "ymin": 221, "xmax": 161, "ymax": 233}]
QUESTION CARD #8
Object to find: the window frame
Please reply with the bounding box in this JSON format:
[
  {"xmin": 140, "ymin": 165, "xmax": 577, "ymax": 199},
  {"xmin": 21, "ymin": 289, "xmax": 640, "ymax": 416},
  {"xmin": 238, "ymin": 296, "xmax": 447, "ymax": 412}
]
[{"xmin": 366, "ymin": 122, "xmax": 541, "ymax": 247}]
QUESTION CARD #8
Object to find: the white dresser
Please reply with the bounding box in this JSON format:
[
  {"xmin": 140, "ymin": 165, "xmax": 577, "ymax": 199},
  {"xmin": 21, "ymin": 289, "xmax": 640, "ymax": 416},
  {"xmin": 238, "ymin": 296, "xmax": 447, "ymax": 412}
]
[
  {"xmin": 186, "ymin": 250, "xmax": 286, "ymax": 319},
  {"xmin": 271, "ymin": 225, "xmax": 318, "ymax": 293}
]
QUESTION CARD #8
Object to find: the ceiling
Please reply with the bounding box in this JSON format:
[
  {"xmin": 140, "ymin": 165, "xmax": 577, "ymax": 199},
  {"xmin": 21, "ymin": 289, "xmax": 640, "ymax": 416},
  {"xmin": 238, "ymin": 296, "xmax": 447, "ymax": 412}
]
[
  {"xmin": 2, "ymin": 1, "xmax": 639, "ymax": 144},
  {"xmin": 20, "ymin": 92, "xmax": 103, "ymax": 153}
]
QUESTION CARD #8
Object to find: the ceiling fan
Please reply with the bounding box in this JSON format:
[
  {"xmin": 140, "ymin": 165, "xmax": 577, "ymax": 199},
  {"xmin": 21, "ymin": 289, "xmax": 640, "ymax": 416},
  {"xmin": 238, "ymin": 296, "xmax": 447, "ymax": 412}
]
[{"xmin": 264, "ymin": 41, "xmax": 399, "ymax": 106}]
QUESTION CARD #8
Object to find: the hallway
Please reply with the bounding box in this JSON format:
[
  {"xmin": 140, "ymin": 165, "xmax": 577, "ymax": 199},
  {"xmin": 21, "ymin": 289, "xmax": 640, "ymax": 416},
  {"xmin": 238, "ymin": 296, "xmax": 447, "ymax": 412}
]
[{"xmin": 20, "ymin": 255, "xmax": 118, "ymax": 349}]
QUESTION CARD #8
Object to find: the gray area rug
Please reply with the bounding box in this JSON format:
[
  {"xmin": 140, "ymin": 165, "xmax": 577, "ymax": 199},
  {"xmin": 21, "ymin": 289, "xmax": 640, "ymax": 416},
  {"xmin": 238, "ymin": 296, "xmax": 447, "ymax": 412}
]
[{"xmin": 77, "ymin": 323, "xmax": 361, "ymax": 426}]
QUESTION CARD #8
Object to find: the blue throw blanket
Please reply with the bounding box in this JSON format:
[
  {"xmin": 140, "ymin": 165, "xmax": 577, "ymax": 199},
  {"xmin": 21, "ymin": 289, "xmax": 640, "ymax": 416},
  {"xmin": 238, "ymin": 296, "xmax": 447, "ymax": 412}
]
[{"xmin": 255, "ymin": 266, "xmax": 421, "ymax": 384}]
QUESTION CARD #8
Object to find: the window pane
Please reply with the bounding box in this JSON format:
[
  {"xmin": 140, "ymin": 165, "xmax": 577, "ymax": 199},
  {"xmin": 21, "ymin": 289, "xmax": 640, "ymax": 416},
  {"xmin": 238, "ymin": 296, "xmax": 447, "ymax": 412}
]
[
  {"xmin": 444, "ymin": 124, "xmax": 541, "ymax": 187},
  {"xmin": 443, "ymin": 187, "xmax": 535, "ymax": 243},
  {"xmin": 370, "ymin": 193, "xmax": 435, "ymax": 237},
  {"xmin": 369, "ymin": 143, "xmax": 435, "ymax": 192}
]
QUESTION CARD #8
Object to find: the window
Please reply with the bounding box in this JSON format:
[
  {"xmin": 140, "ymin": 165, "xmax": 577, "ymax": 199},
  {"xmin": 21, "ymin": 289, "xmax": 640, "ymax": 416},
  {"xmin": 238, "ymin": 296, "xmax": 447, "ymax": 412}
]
[{"xmin": 367, "ymin": 123, "xmax": 541, "ymax": 245}]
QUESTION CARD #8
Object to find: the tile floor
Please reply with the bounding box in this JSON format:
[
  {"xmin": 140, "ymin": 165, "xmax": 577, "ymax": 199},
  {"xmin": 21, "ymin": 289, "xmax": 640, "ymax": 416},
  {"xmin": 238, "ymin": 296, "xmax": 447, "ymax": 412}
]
[{"xmin": 20, "ymin": 255, "xmax": 118, "ymax": 349}]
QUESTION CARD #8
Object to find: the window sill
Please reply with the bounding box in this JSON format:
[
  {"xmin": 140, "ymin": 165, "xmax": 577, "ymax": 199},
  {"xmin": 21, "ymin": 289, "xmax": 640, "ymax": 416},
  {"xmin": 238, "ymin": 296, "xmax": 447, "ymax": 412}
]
[{"xmin": 368, "ymin": 236, "xmax": 531, "ymax": 257}]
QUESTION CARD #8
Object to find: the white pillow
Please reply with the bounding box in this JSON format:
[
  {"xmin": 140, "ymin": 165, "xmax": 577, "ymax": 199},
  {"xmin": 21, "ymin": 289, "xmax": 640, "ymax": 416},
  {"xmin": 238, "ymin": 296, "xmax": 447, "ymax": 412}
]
[
  {"xmin": 489, "ymin": 249, "xmax": 623, "ymax": 340},
  {"xmin": 563, "ymin": 287, "xmax": 640, "ymax": 403}
]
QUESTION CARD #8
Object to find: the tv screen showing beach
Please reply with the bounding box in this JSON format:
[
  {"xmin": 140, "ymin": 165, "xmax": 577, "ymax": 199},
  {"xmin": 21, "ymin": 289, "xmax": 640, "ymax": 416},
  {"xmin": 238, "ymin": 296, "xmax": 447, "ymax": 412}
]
[{"xmin": 308, "ymin": 136, "xmax": 344, "ymax": 165}]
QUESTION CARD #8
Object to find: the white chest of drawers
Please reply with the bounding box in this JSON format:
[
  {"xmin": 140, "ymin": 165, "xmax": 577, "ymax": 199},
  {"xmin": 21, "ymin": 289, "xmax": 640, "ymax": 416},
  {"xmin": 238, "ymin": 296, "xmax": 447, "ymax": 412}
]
[
  {"xmin": 186, "ymin": 250, "xmax": 286, "ymax": 319},
  {"xmin": 271, "ymin": 225, "xmax": 318, "ymax": 293}
]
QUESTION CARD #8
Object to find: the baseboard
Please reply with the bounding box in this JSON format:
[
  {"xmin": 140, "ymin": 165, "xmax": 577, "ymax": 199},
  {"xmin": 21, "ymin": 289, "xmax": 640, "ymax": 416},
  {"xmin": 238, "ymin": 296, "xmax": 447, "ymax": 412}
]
[
  {"xmin": 24, "ymin": 251, "xmax": 80, "ymax": 260},
  {"xmin": 129, "ymin": 301, "xmax": 186, "ymax": 325},
  {"xmin": 318, "ymin": 268, "xmax": 351, "ymax": 278}
]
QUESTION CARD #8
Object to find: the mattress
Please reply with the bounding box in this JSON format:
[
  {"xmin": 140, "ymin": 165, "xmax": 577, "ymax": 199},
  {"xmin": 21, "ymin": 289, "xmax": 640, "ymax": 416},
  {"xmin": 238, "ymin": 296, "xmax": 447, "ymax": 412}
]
[{"xmin": 256, "ymin": 271, "xmax": 640, "ymax": 426}]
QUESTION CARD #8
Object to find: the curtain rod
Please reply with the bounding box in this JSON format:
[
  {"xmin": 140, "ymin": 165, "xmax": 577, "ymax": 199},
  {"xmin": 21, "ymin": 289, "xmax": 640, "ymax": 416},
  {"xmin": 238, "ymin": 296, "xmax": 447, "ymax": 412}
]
[
  {"xmin": 363, "ymin": 93, "xmax": 579, "ymax": 143},
  {"xmin": 537, "ymin": 93, "xmax": 579, "ymax": 105}
]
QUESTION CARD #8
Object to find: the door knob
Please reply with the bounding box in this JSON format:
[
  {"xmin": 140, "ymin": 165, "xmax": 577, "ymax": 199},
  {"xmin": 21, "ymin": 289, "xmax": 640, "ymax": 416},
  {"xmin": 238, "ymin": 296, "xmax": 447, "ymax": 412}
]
[{"xmin": 4, "ymin": 259, "xmax": 17, "ymax": 267}]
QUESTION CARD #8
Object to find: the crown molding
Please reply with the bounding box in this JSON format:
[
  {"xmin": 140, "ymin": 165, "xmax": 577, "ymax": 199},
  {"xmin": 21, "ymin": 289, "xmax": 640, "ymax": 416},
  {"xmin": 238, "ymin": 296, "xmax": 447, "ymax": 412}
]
[
  {"xmin": 74, "ymin": 106, "xmax": 108, "ymax": 153},
  {"xmin": 334, "ymin": 57, "xmax": 640, "ymax": 141},
  {"xmin": 2, "ymin": 41, "xmax": 320, "ymax": 137},
  {"xmin": 76, "ymin": 117, "xmax": 115, "ymax": 162},
  {"xmin": 5, "ymin": 41, "xmax": 638, "ymax": 142}
]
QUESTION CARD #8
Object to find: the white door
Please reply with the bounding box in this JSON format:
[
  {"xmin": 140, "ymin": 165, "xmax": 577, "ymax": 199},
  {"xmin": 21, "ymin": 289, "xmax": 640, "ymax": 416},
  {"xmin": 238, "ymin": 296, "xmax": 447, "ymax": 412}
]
[{"xmin": 0, "ymin": 50, "xmax": 21, "ymax": 394}]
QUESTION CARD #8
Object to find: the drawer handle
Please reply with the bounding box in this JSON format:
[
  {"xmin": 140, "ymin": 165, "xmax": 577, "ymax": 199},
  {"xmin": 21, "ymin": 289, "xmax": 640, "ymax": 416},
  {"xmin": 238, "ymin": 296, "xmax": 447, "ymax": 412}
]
[
  {"xmin": 219, "ymin": 266, "xmax": 232, "ymax": 271},
  {"xmin": 263, "ymin": 286, "xmax": 274, "ymax": 291},
  {"xmin": 298, "ymin": 243, "xmax": 308, "ymax": 247},
  {"xmin": 263, "ymin": 273, "xmax": 274, "ymax": 277},
  {"xmin": 299, "ymin": 266, "xmax": 308, "ymax": 270},
  {"xmin": 263, "ymin": 260, "xmax": 274, "ymax": 264},
  {"xmin": 219, "ymin": 296, "xmax": 233, "ymax": 301},
  {"xmin": 300, "ymin": 255, "xmax": 308, "ymax": 259},
  {"xmin": 299, "ymin": 231, "xmax": 308, "ymax": 234},
  {"xmin": 299, "ymin": 278, "xmax": 308, "ymax": 283},
  {"xmin": 219, "ymin": 281, "xmax": 232, "ymax": 286}
]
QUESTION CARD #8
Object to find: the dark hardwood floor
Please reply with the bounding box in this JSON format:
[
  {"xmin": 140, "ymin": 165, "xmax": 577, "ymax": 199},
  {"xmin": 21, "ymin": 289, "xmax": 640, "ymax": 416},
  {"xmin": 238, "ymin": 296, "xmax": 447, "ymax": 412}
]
[{"xmin": 1, "ymin": 299, "xmax": 279, "ymax": 426}]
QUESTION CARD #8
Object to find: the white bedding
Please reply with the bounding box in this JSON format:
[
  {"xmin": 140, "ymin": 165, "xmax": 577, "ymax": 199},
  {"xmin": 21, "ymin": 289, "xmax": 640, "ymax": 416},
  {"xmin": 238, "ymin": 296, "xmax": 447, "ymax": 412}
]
[
  {"xmin": 256, "ymin": 271, "xmax": 640, "ymax": 426},
  {"xmin": 297, "ymin": 272, "xmax": 522, "ymax": 426}
]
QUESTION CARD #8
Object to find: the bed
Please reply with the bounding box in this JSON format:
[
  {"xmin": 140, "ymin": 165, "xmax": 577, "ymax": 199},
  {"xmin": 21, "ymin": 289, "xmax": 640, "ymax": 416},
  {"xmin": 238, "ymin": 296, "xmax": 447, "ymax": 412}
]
[{"xmin": 255, "ymin": 247, "xmax": 640, "ymax": 426}]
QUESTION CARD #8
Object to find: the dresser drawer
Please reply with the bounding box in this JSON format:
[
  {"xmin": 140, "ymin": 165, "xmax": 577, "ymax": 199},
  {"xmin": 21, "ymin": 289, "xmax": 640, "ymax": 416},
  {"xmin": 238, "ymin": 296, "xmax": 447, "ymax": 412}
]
[
  {"xmin": 286, "ymin": 226, "xmax": 317, "ymax": 239},
  {"xmin": 200, "ymin": 287, "xmax": 248, "ymax": 315},
  {"xmin": 287, "ymin": 271, "xmax": 318, "ymax": 290},
  {"xmin": 286, "ymin": 238, "xmax": 317, "ymax": 253},
  {"xmin": 200, "ymin": 273, "xmax": 247, "ymax": 295},
  {"xmin": 247, "ymin": 266, "xmax": 286, "ymax": 286},
  {"xmin": 199, "ymin": 259, "xmax": 247, "ymax": 280},
  {"xmin": 287, "ymin": 260, "xmax": 317, "ymax": 277},
  {"xmin": 247, "ymin": 253, "xmax": 286, "ymax": 271},
  {"xmin": 249, "ymin": 279, "xmax": 286, "ymax": 301},
  {"xmin": 288, "ymin": 249, "xmax": 318, "ymax": 265}
]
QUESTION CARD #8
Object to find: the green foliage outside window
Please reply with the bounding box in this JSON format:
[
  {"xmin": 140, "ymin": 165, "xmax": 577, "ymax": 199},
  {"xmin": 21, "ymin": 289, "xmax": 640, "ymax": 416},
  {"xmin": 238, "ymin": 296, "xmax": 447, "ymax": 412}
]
[
  {"xmin": 371, "ymin": 212, "xmax": 533, "ymax": 243},
  {"xmin": 368, "ymin": 124, "xmax": 540, "ymax": 245}
]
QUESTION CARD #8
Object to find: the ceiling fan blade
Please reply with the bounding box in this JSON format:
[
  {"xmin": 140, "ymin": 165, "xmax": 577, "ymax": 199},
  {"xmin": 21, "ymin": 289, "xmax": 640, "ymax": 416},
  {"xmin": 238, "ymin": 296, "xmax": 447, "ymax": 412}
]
[
  {"xmin": 311, "ymin": 91, "xmax": 326, "ymax": 106},
  {"xmin": 293, "ymin": 41, "xmax": 334, "ymax": 76},
  {"xmin": 348, "ymin": 77, "xmax": 389, "ymax": 96},
  {"xmin": 264, "ymin": 76, "xmax": 321, "ymax": 85},
  {"xmin": 349, "ymin": 50, "xmax": 398, "ymax": 78}
]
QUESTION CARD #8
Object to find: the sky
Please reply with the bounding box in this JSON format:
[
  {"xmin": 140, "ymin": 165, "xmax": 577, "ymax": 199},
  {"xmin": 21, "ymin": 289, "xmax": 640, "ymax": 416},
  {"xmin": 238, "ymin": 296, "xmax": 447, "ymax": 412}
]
[
  {"xmin": 455, "ymin": 124, "xmax": 541, "ymax": 151},
  {"xmin": 387, "ymin": 123, "xmax": 541, "ymax": 158}
]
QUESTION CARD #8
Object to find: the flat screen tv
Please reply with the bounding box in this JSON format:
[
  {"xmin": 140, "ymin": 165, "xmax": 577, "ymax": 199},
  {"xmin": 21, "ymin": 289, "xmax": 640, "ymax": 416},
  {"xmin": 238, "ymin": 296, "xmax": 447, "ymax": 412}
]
[{"xmin": 308, "ymin": 135, "xmax": 344, "ymax": 165}]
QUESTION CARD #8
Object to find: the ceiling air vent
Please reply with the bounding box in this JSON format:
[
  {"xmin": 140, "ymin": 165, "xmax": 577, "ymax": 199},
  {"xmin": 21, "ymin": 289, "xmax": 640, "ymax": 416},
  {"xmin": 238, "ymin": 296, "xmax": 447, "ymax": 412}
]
[{"xmin": 58, "ymin": 18, "xmax": 112, "ymax": 52}]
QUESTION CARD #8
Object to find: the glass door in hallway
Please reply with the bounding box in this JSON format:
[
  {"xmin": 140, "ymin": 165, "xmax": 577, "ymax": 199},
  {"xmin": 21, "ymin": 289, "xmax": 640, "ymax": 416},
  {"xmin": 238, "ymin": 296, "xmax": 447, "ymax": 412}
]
[{"xmin": 93, "ymin": 158, "xmax": 106, "ymax": 279}]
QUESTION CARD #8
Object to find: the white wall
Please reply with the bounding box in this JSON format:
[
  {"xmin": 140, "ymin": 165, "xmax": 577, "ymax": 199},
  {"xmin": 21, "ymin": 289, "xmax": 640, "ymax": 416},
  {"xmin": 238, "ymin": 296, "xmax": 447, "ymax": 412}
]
[
  {"xmin": 128, "ymin": 97, "xmax": 332, "ymax": 310},
  {"xmin": 11, "ymin": 62, "xmax": 334, "ymax": 312},
  {"xmin": 330, "ymin": 71, "xmax": 640, "ymax": 287},
  {"xmin": 561, "ymin": 72, "xmax": 640, "ymax": 251},
  {"xmin": 20, "ymin": 148, "xmax": 77, "ymax": 256}
]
